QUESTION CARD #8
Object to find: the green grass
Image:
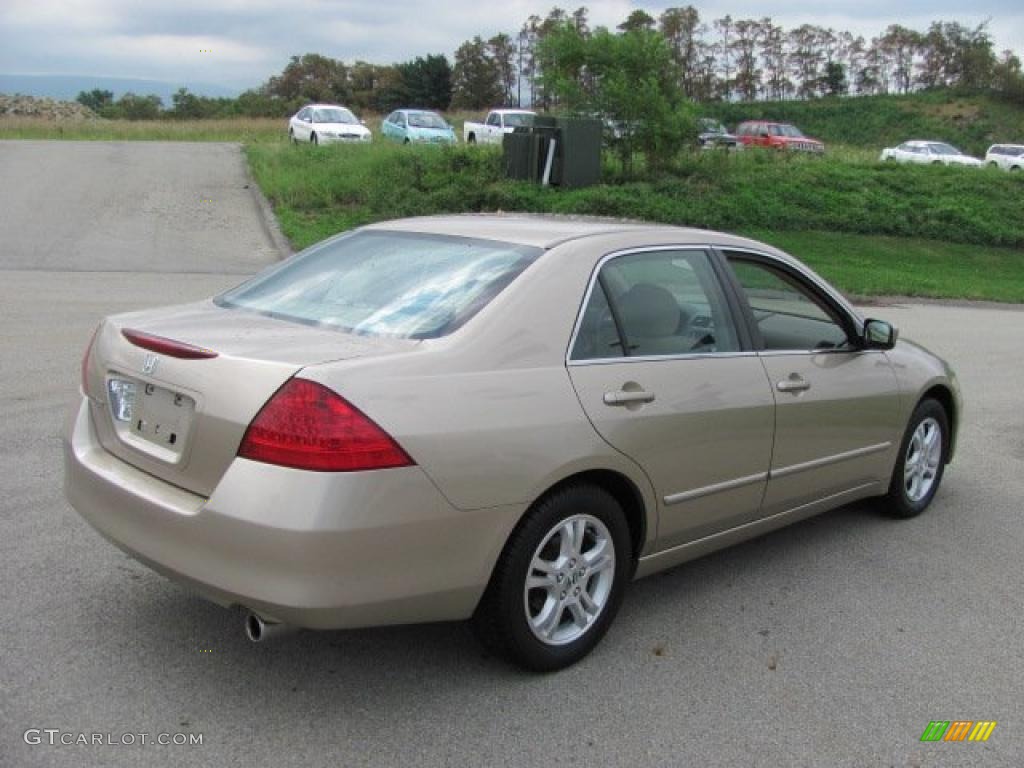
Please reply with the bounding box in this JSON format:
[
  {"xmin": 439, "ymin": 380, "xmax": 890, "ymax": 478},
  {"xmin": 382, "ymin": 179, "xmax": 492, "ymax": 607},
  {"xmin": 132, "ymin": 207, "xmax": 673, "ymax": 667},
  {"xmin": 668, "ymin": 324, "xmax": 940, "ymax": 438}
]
[
  {"xmin": 747, "ymin": 230, "xmax": 1024, "ymax": 303},
  {"xmin": 0, "ymin": 116, "xmax": 286, "ymax": 142},
  {"xmin": 245, "ymin": 140, "xmax": 1024, "ymax": 301}
]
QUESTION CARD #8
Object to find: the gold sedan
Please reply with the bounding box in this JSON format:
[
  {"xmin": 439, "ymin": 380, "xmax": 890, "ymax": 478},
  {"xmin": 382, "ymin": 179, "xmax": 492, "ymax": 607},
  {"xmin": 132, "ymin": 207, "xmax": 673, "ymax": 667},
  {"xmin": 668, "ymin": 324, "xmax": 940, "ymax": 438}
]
[{"xmin": 65, "ymin": 215, "xmax": 959, "ymax": 671}]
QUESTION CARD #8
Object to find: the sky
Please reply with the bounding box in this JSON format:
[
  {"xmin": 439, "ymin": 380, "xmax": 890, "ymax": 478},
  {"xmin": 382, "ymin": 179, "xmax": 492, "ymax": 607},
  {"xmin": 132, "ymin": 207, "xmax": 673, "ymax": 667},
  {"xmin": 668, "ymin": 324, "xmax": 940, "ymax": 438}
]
[{"xmin": 1, "ymin": 0, "xmax": 1022, "ymax": 93}]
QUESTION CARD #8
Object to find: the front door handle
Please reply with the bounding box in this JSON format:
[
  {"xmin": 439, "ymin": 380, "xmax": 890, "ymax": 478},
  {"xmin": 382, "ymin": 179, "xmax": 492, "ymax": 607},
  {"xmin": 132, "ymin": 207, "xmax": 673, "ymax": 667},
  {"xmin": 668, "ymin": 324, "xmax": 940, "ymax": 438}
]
[
  {"xmin": 603, "ymin": 390, "xmax": 656, "ymax": 406},
  {"xmin": 776, "ymin": 374, "xmax": 811, "ymax": 394}
]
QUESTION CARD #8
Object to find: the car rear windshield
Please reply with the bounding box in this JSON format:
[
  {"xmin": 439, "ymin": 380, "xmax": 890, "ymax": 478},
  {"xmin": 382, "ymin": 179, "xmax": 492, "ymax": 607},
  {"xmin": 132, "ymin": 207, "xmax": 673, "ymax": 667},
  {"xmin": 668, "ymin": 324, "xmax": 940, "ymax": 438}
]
[{"xmin": 215, "ymin": 231, "xmax": 542, "ymax": 339}]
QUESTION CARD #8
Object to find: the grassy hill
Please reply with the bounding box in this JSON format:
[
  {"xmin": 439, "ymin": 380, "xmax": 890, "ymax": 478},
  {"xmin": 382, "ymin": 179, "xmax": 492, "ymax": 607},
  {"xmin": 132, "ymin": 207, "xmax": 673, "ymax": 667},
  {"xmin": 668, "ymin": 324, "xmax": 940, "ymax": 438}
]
[
  {"xmin": 247, "ymin": 140, "xmax": 1024, "ymax": 301},
  {"xmin": 702, "ymin": 92, "xmax": 1024, "ymax": 156}
]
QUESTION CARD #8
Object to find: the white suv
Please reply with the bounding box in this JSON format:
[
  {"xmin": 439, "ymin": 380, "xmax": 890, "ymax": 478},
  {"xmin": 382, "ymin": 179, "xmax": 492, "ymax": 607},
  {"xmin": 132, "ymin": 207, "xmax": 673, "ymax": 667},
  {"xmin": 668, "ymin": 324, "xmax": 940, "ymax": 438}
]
[{"xmin": 985, "ymin": 144, "xmax": 1024, "ymax": 171}]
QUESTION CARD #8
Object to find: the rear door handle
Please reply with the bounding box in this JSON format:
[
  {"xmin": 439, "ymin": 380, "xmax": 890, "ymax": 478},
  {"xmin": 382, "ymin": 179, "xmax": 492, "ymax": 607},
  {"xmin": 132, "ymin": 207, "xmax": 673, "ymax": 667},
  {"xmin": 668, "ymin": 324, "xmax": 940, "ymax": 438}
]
[
  {"xmin": 603, "ymin": 390, "xmax": 655, "ymax": 406},
  {"xmin": 776, "ymin": 374, "xmax": 811, "ymax": 393}
]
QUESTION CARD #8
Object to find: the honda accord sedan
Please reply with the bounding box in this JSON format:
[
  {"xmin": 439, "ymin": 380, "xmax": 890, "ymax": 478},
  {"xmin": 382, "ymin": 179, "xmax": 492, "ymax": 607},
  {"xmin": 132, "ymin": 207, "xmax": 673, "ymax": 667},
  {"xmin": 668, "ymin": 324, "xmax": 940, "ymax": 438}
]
[{"xmin": 65, "ymin": 215, "xmax": 960, "ymax": 671}]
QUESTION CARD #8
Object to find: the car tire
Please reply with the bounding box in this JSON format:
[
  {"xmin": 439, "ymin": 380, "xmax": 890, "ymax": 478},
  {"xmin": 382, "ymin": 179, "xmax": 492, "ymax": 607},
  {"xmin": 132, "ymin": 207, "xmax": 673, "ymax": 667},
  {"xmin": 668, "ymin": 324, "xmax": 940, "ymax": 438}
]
[
  {"xmin": 403, "ymin": 138, "xmax": 410, "ymax": 145},
  {"xmin": 472, "ymin": 484, "xmax": 632, "ymax": 672},
  {"xmin": 932, "ymin": 160, "xmax": 942, "ymax": 166},
  {"xmin": 467, "ymin": 134, "xmax": 476, "ymax": 144},
  {"xmin": 882, "ymin": 398, "xmax": 949, "ymax": 519},
  {"xmin": 311, "ymin": 133, "xmax": 318, "ymax": 145},
  {"xmin": 289, "ymin": 129, "xmax": 296, "ymax": 145}
]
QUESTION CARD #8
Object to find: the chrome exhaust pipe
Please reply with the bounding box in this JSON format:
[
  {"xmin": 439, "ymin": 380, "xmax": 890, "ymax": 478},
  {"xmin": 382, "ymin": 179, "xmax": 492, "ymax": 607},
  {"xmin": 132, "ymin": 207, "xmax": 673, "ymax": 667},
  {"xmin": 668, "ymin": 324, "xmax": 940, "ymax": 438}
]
[{"xmin": 244, "ymin": 613, "xmax": 296, "ymax": 643}]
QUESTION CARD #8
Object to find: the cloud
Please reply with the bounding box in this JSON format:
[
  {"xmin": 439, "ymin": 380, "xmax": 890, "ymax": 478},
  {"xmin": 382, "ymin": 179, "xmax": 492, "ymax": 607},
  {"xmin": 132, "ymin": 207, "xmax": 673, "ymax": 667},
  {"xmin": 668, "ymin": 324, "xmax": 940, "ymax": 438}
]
[{"xmin": 0, "ymin": 0, "xmax": 1021, "ymax": 91}]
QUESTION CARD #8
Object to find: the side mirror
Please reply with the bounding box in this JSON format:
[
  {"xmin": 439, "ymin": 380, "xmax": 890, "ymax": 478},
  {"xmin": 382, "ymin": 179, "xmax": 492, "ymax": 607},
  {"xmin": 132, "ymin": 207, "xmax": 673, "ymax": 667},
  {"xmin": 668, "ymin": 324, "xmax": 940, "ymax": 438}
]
[{"xmin": 863, "ymin": 318, "xmax": 898, "ymax": 350}]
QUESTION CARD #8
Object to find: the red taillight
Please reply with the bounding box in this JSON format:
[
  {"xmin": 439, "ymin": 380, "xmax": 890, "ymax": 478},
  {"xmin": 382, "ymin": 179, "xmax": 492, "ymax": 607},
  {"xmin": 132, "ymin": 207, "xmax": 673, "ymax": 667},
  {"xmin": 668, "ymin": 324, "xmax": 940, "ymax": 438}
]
[
  {"xmin": 81, "ymin": 325, "xmax": 100, "ymax": 397},
  {"xmin": 238, "ymin": 378, "xmax": 414, "ymax": 472},
  {"xmin": 121, "ymin": 328, "xmax": 218, "ymax": 359}
]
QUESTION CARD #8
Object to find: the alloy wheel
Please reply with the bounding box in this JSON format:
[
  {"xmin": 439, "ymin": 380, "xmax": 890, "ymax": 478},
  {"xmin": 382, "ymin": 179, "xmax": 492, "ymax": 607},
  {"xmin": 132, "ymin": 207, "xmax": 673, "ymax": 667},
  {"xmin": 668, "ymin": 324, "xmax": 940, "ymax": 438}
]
[{"xmin": 524, "ymin": 514, "xmax": 615, "ymax": 646}]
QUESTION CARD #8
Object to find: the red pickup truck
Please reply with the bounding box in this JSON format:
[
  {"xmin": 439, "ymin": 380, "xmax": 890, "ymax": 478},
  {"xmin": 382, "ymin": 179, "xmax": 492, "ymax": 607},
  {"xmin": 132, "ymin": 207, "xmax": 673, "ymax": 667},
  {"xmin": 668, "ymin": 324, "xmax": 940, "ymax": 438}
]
[{"xmin": 735, "ymin": 121, "xmax": 824, "ymax": 153}]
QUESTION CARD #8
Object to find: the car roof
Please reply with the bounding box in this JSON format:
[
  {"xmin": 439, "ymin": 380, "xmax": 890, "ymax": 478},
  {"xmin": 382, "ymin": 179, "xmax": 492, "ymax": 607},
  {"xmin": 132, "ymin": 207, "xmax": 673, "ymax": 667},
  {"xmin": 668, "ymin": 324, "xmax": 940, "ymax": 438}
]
[
  {"xmin": 305, "ymin": 103, "xmax": 351, "ymax": 110},
  {"xmin": 362, "ymin": 213, "xmax": 781, "ymax": 252}
]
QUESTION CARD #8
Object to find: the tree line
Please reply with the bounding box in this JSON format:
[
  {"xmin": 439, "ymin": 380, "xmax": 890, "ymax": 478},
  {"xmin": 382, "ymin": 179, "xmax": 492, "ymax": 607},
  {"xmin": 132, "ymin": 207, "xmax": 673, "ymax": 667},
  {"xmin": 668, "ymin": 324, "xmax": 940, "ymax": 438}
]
[{"xmin": 77, "ymin": 6, "xmax": 1023, "ymax": 120}]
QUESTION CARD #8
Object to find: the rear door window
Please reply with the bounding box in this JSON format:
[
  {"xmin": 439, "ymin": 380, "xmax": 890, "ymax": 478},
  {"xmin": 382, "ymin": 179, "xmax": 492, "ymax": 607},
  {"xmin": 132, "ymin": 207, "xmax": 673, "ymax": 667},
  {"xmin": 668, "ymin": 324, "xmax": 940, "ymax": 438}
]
[{"xmin": 571, "ymin": 250, "xmax": 740, "ymax": 360}]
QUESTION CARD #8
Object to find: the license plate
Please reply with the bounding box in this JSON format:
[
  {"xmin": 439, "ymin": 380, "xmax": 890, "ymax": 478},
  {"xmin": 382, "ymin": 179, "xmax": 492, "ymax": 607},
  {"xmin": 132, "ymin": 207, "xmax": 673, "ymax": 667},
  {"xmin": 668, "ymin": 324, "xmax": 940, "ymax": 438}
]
[{"xmin": 108, "ymin": 377, "xmax": 194, "ymax": 455}]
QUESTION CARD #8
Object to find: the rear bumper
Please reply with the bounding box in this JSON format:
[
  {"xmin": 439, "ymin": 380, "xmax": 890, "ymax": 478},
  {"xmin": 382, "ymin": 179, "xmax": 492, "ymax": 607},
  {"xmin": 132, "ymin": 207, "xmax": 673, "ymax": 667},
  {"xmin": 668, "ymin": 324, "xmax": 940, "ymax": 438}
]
[{"xmin": 64, "ymin": 397, "xmax": 523, "ymax": 629}]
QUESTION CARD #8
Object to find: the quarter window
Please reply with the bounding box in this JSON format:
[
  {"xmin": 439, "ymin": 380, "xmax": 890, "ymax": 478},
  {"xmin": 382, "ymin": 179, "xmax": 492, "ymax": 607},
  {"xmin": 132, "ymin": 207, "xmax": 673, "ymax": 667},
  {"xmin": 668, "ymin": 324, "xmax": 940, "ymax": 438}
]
[
  {"xmin": 571, "ymin": 250, "xmax": 739, "ymax": 361},
  {"xmin": 726, "ymin": 257, "xmax": 851, "ymax": 352}
]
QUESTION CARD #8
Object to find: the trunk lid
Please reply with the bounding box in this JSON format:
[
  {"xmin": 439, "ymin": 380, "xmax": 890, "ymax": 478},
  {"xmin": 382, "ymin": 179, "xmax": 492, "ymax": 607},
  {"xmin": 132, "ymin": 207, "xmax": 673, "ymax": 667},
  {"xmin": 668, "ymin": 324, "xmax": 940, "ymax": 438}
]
[{"xmin": 84, "ymin": 300, "xmax": 415, "ymax": 496}]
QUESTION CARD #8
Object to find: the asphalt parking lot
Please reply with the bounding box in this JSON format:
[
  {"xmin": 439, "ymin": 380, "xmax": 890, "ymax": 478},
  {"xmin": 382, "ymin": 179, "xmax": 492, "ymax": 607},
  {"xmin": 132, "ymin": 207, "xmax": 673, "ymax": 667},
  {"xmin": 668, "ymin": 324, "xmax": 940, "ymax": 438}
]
[{"xmin": 1, "ymin": 141, "xmax": 1021, "ymax": 767}]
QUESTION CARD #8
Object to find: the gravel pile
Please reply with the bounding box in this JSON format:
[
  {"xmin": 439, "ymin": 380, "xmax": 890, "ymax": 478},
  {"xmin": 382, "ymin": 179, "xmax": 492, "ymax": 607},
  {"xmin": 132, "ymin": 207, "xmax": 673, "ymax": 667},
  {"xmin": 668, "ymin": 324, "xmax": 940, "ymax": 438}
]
[{"xmin": 0, "ymin": 93, "xmax": 98, "ymax": 120}]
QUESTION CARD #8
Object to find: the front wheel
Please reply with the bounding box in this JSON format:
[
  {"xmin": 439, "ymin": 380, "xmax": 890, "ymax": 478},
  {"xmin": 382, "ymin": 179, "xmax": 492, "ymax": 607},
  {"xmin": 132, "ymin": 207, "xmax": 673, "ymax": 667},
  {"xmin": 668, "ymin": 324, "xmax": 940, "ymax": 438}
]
[
  {"xmin": 473, "ymin": 484, "xmax": 632, "ymax": 671},
  {"xmin": 882, "ymin": 398, "xmax": 949, "ymax": 519},
  {"xmin": 311, "ymin": 132, "xmax": 318, "ymax": 145}
]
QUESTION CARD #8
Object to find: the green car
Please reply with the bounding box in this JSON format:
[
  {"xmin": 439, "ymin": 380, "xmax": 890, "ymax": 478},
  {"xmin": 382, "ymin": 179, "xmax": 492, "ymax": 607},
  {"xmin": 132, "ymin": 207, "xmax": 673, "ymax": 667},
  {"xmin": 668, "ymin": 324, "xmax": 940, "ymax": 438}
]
[{"xmin": 381, "ymin": 109, "xmax": 457, "ymax": 145}]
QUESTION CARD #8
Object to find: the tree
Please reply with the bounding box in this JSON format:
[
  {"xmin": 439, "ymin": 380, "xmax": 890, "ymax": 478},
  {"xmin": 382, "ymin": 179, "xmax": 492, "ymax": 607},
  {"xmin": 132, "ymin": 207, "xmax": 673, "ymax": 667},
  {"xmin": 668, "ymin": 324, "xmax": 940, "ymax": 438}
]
[
  {"xmin": 538, "ymin": 21, "xmax": 695, "ymax": 174},
  {"xmin": 879, "ymin": 25, "xmax": 920, "ymax": 93},
  {"xmin": 659, "ymin": 6, "xmax": 703, "ymax": 98},
  {"xmin": 264, "ymin": 53, "xmax": 349, "ymax": 109},
  {"xmin": 714, "ymin": 16, "xmax": 735, "ymax": 100},
  {"xmin": 452, "ymin": 37, "xmax": 502, "ymax": 109},
  {"xmin": 760, "ymin": 20, "xmax": 791, "ymax": 100},
  {"xmin": 397, "ymin": 55, "xmax": 453, "ymax": 109},
  {"xmin": 618, "ymin": 9, "xmax": 656, "ymax": 33},
  {"xmin": 76, "ymin": 89, "xmax": 114, "ymax": 114},
  {"xmin": 115, "ymin": 93, "xmax": 162, "ymax": 119},
  {"xmin": 992, "ymin": 49, "xmax": 1024, "ymax": 104},
  {"xmin": 731, "ymin": 19, "xmax": 762, "ymax": 101},
  {"xmin": 488, "ymin": 34, "xmax": 518, "ymax": 105},
  {"xmin": 822, "ymin": 61, "xmax": 848, "ymax": 96},
  {"xmin": 788, "ymin": 24, "xmax": 825, "ymax": 98}
]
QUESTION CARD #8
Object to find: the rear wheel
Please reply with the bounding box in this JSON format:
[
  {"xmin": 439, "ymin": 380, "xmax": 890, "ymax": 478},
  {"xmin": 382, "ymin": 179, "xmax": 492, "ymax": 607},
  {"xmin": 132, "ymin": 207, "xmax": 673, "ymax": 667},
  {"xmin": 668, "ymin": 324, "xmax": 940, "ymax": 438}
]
[
  {"xmin": 311, "ymin": 132, "xmax": 318, "ymax": 145},
  {"xmin": 473, "ymin": 484, "xmax": 632, "ymax": 672},
  {"xmin": 882, "ymin": 398, "xmax": 949, "ymax": 519},
  {"xmin": 467, "ymin": 134, "xmax": 476, "ymax": 144}
]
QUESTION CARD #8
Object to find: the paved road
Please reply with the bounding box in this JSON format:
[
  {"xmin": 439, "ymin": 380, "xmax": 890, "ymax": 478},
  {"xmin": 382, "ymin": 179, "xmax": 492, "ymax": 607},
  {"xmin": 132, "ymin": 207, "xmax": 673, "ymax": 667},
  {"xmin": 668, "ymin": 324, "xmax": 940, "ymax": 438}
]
[
  {"xmin": 0, "ymin": 141, "xmax": 284, "ymax": 273},
  {"xmin": 1, "ymin": 142, "xmax": 1021, "ymax": 768}
]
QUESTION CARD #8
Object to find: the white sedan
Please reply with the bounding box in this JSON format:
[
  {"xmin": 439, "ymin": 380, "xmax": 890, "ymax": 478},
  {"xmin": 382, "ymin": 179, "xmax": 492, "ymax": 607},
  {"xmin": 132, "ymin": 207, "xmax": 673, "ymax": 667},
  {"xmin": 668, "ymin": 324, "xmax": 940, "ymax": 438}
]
[
  {"xmin": 288, "ymin": 104, "xmax": 371, "ymax": 145},
  {"xmin": 985, "ymin": 144, "xmax": 1024, "ymax": 171},
  {"xmin": 880, "ymin": 140, "xmax": 982, "ymax": 167}
]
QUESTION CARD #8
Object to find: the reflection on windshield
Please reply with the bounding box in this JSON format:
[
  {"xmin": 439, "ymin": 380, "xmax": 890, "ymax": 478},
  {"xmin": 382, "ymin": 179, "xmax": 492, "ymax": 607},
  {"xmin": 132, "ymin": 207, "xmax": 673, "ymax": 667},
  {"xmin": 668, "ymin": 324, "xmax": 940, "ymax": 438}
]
[
  {"xmin": 215, "ymin": 231, "xmax": 541, "ymax": 339},
  {"xmin": 928, "ymin": 143, "xmax": 960, "ymax": 155}
]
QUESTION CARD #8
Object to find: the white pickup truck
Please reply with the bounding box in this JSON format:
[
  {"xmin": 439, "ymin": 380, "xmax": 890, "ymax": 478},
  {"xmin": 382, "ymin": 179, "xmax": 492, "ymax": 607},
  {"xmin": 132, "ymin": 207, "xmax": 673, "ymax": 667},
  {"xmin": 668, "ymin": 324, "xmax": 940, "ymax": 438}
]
[{"xmin": 463, "ymin": 109, "xmax": 537, "ymax": 145}]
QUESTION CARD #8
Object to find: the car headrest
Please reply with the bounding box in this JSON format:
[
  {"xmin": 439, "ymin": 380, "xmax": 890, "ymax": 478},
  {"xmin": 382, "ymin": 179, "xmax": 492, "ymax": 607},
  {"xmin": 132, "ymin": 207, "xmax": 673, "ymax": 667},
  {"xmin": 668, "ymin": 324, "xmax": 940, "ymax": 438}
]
[{"xmin": 617, "ymin": 283, "xmax": 680, "ymax": 338}]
